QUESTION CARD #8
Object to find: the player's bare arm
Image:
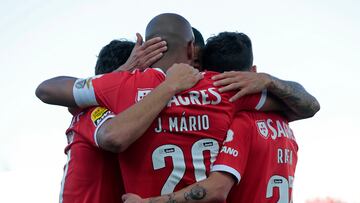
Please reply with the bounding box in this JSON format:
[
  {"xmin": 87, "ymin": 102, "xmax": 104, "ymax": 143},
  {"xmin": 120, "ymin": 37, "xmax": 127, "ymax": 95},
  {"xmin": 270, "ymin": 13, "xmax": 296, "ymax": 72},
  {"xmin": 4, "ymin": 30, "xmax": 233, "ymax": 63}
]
[
  {"xmin": 96, "ymin": 63, "xmax": 203, "ymax": 152},
  {"xmin": 122, "ymin": 172, "xmax": 235, "ymax": 203},
  {"xmin": 36, "ymin": 76, "xmax": 78, "ymax": 107},
  {"xmin": 35, "ymin": 36, "xmax": 167, "ymax": 107},
  {"xmin": 212, "ymin": 71, "xmax": 320, "ymax": 121}
]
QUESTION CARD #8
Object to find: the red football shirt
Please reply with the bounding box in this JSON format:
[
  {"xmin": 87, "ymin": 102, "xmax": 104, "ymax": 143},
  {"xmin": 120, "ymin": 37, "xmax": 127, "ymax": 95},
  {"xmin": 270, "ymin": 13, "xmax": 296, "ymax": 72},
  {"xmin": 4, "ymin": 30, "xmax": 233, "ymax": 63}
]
[
  {"xmin": 60, "ymin": 107, "xmax": 124, "ymax": 203},
  {"xmin": 88, "ymin": 68, "xmax": 267, "ymax": 197},
  {"xmin": 212, "ymin": 111, "xmax": 298, "ymax": 203}
]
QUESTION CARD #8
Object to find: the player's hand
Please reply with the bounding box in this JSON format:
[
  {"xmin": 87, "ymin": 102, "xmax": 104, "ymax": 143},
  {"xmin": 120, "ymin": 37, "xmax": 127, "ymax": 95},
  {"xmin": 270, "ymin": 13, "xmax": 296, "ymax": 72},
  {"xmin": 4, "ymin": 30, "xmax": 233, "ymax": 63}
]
[
  {"xmin": 212, "ymin": 70, "xmax": 271, "ymax": 102},
  {"xmin": 122, "ymin": 193, "xmax": 147, "ymax": 203},
  {"xmin": 165, "ymin": 63, "xmax": 204, "ymax": 93},
  {"xmin": 115, "ymin": 33, "xmax": 167, "ymax": 72}
]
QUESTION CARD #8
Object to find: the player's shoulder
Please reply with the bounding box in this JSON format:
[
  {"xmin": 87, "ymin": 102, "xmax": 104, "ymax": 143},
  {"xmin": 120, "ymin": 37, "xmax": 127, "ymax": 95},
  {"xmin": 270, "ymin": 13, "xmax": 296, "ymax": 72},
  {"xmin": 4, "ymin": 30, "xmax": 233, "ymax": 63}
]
[
  {"xmin": 230, "ymin": 111, "xmax": 254, "ymax": 130},
  {"xmin": 117, "ymin": 67, "xmax": 166, "ymax": 81},
  {"xmin": 234, "ymin": 111, "xmax": 254, "ymax": 121},
  {"xmin": 66, "ymin": 106, "xmax": 111, "ymax": 130}
]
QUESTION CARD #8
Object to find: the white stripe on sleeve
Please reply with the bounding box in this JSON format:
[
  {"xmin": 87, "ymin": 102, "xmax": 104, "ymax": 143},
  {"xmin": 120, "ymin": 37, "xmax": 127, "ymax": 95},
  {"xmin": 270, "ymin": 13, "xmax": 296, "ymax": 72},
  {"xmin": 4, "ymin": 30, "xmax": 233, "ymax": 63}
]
[
  {"xmin": 73, "ymin": 78, "xmax": 99, "ymax": 108},
  {"xmin": 93, "ymin": 115, "xmax": 115, "ymax": 147},
  {"xmin": 255, "ymin": 89, "xmax": 267, "ymax": 110},
  {"xmin": 211, "ymin": 164, "xmax": 241, "ymax": 184}
]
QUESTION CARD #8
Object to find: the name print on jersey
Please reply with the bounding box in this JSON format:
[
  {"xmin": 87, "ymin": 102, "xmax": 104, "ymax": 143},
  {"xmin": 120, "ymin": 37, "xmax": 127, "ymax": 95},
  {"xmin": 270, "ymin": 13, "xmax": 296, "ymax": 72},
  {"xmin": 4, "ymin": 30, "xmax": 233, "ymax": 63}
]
[
  {"xmin": 135, "ymin": 87, "xmax": 222, "ymax": 107},
  {"xmin": 166, "ymin": 88, "xmax": 221, "ymax": 107},
  {"xmin": 155, "ymin": 114, "xmax": 210, "ymax": 133},
  {"xmin": 135, "ymin": 87, "xmax": 224, "ymax": 133},
  {"xmin": 256, "ymin": 119, "xmax": 296, "ymax": 166}
]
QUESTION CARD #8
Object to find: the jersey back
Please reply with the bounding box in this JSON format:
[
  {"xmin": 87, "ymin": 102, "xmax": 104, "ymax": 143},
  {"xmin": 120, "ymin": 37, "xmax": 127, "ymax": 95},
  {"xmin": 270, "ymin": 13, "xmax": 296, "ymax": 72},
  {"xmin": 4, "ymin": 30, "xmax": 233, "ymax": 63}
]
[
  {"xmin": 212, "ymin": 111, "xmax": 298, "ymax": 203},
  {"xmin": 61, "ymin": 107, "xmax": 124, "ymax": 203},
  {"xmin": 90, "ymin": 68, "xmax": 266, "ymax": 197}
]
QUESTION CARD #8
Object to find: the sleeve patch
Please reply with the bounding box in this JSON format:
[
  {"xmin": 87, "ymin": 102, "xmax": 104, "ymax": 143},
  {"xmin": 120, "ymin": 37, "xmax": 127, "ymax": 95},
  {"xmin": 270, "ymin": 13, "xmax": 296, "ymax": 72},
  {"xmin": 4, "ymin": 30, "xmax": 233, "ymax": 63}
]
[
  {"xmin": 74, "ymin": 79, "xmax": 86, "ymax": 89},
  {"xmin": 91, "ymin": 107, "xmax": 112, "ymax": 126}
]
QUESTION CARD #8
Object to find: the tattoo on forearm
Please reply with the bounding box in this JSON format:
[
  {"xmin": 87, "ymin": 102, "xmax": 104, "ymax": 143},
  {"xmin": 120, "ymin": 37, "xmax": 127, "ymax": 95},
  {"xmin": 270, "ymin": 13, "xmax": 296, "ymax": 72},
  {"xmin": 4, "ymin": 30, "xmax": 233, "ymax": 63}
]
[
  {"xmin": 148, "ymin": 185, "xmax": 206, "ymax": 203},
  {"xmin": 149, "ymin": 193, "xmax": 177, "ymax": 203},
  {"xmin": 269, "ymin": 76, "xmax": 319, "ymax": 118},
  {"xmin": 184, "ymin": 185, "xmax": 207, "ymax": 201},
  {"xmin": 166, "ymin": 193, "xmax": 177, "ymax": 203}
]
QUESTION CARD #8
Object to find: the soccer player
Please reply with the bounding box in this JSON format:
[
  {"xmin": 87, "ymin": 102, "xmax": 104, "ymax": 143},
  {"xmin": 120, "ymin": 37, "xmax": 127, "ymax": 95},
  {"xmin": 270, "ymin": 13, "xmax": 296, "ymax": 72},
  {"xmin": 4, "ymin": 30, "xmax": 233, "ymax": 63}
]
[
  {"xmin": 36, "ymin": 13, "xmax": 319, "ymax": 199},
  {"xmin": 122, "ymin": 32, "xmax": 314, "ymax": 203},
  {"xmin": 59, "ymin": 39, "xmax": 134, "ymax": 203},
  {"xmin": 57, "ymin": 35, "xmax": 173, "ymax": 202}
]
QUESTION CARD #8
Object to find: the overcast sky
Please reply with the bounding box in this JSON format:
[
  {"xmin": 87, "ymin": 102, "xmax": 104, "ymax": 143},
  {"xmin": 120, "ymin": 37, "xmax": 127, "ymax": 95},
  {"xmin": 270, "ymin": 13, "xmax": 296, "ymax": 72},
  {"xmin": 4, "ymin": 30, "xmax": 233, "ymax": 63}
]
[{"xmin": 0, "ymin": 0, "xmax": 359, "ymax": 202}]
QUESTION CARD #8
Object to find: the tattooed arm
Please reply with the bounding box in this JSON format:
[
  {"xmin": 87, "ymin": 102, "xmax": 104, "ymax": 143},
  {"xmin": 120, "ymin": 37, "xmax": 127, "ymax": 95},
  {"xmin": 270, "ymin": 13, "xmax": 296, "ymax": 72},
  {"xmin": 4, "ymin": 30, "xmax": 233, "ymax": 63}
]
[
  {"xmin": 265, "ymin": 74, "xmax": 320, "ymax": 121},
  {"xmin": 122, "ymin": 172, "xmax": 235, "ymax": 203},
  {"xmin": 212, "ymin": 71, "xmax": 320, "ymax": 121}
]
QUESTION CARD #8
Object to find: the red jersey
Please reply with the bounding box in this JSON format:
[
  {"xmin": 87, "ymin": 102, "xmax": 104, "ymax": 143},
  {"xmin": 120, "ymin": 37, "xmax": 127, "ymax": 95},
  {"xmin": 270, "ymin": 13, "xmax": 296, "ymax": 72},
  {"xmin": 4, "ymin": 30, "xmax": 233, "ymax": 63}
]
[
  {"xmin": 82, "ymin": 68, "xmax": 267, "ymax": 197},
  {"xmin": 212, "ymin": 111, "xmax": 298, "ymax": 203},
  {"xmin": 60, "ymin": 107, "xmax": 124, "ymax": 203}
]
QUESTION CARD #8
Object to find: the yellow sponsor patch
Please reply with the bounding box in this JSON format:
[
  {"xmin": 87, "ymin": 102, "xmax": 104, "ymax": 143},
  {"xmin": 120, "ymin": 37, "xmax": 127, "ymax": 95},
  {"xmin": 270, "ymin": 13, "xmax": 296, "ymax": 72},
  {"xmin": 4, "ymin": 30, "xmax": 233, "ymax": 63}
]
[{"xmin": 91, "ymin": 107, "xmax": 111, "ymax": 126}]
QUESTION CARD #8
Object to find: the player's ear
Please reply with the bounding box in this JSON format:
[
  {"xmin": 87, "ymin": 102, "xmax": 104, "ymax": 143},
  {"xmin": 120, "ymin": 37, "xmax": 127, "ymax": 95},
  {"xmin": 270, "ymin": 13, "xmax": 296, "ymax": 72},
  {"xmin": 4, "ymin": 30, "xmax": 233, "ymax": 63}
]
[
  {"xmin": 250, "ymin": 65, "xmax": 257, "ymax": 73},
  {"xmin": 187, "ymin": 40, "xmax": 194, "ymax": 61}
]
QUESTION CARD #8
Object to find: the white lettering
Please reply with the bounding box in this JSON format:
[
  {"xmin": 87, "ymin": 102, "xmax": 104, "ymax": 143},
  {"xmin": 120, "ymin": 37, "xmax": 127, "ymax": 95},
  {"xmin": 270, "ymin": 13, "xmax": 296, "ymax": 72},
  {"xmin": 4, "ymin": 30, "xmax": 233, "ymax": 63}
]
[
  {"xmin": 285, "ymin": 149, "xmax": 290, "ymax": 163},
  {"xmin": 169, "ymin": 117, "xmax": 178, "ymax": 132},
  {"xmin": 165, "ymin": 115, "xmax": 210, "ymax": 132},
  {"xmin": 276, "ymin": 120, "xmax": 286, "ymax": 138},
  {"xmin": 282, "ymin": 122, "xmax": 292, "ymax": 138},
  {"xmin": 220, "ymin": 146, "xmax": 238, "ymax": 157},
  {"xmin": 200, "ymin": 90, "xmax": 210, "ymax": 105},
  {"xmin": 277, "ymin": 148, "xmax": 283, "ymax": 163},
  {"xmin": 208, "ymin": 88, "xmax": 221, "ymax": 105},
  {"xmin": 189, "ymin": 91, "xmax": 201, "ymax": 105},
  {"xmin": 267, "ymin": 119, "xmax": 277, "ymax": 140},
  {"xmin": 202, "ymin": 115, "xmax": 209, "ymax": 130},
  {"xmin": 180, "ymin": 116, "xmax": 188, "ymax": 131},
  {"xmin": 197, "ymin": 115, "xmax": 202, "ymax": 130},
  {"xmin": 164, "ymin": 88, "xmax": 222, "ymax": 107},
  {"xmin": 282, "ymin": 122, "xmax": 289, "ymax": 138},
  {"xmin": 177, "ymin": 95, "xmax": 190, "ymax": 105},
  {"xmin": 155, "ymin": 117, "xmax": 162, "ymax": 133},
  {"xmin": 168, "ymin": 96, "xmax": 180, "ymax": 107},
  {"xmin": 277, "ymin": 148, "xmax": 293, "ymax": 165},
  {"xmin": 189, "ymin": 116, "xmax": 197, "ymax": 131}
]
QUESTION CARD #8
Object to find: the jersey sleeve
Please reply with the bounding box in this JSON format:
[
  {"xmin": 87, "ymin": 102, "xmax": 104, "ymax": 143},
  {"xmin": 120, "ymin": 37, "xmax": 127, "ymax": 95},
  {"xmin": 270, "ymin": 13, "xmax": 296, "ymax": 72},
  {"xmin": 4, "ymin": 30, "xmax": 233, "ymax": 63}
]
[
  {"xmin": 73, "ymin": 71, "xmax": 133, "ymax": 109},
  {"xmin": 233, "ymin": 89, "xmax": 267, "ymax": 111},
  {"xmin": 89, "ymin": 107, "xmax": 116, "ymax": 147},
  {"xmin": 211, "ymin": 112, "xmax": 253, "ymax": 183},
  {"xmin": 73, "ymin": 107, "xmax": 115, "ymax": 148}
]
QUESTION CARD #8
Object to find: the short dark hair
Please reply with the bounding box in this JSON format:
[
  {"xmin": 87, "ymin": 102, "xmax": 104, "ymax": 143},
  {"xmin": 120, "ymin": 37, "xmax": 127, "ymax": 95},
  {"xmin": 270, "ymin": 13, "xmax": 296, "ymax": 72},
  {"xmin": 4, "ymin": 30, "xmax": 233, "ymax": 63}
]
[
  {"xmin": 201, "ymin": 32, "xmax": 253, "ymax": 73},
  {"xmin": 192, "ymin": 27, "xmax": 205, "ymax": 48},
  {"xmin": 95, "ymin": 40, "xmax": 135, "ymax": 75}
]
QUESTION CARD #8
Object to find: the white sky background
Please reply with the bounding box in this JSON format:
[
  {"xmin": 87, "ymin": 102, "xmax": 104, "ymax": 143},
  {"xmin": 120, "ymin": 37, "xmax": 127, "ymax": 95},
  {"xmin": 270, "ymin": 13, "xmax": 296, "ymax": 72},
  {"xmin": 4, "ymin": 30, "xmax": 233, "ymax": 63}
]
[{"xmin": 0, "ymin": 0, "xmax": 359, "ymax": 202}]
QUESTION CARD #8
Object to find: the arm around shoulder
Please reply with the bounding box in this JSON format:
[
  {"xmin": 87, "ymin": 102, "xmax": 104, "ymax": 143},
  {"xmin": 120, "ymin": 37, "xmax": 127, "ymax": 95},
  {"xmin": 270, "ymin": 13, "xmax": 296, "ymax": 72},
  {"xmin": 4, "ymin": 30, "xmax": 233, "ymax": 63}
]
[
  {"xmin": 35, "ymin": 76, "xmax": 78, "ymax": 107},
  {"xmin": 266, "ymin": 74, "xmax": 321, "ymax": 121}
]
